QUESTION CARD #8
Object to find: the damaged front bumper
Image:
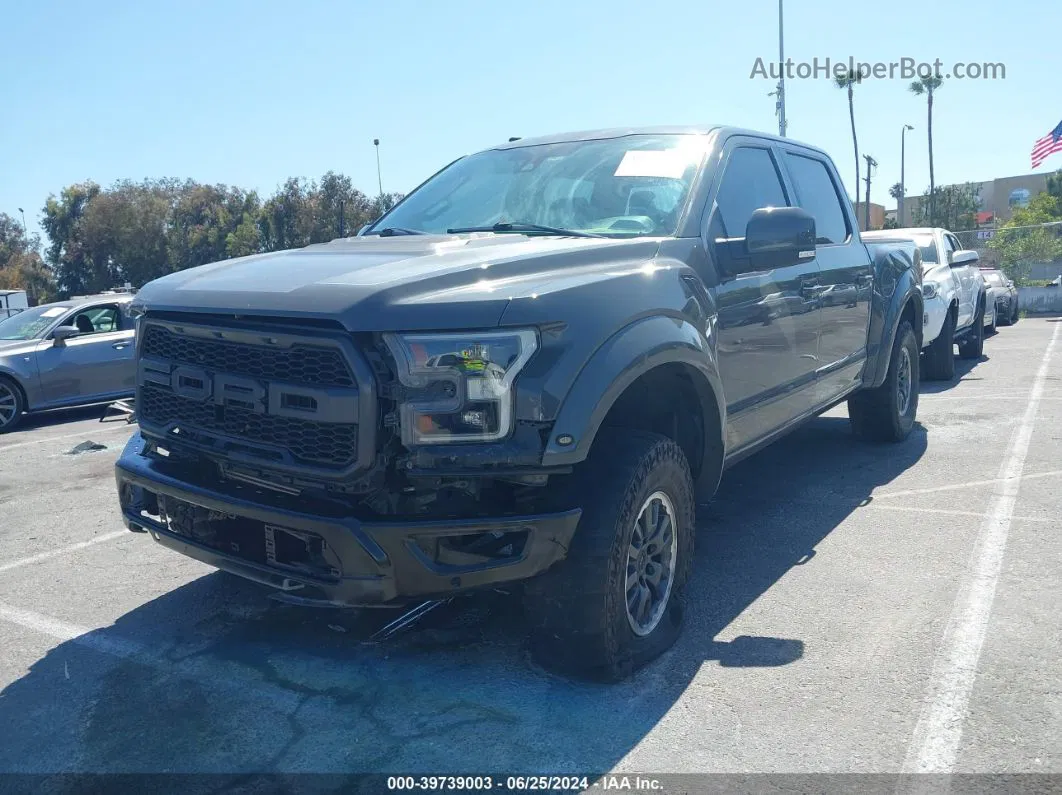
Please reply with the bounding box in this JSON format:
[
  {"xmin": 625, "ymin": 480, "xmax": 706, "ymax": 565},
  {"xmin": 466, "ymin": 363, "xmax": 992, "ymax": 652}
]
[{"xmin": 114, "ymin": 433, "xmax": 580, "ymax": 606}]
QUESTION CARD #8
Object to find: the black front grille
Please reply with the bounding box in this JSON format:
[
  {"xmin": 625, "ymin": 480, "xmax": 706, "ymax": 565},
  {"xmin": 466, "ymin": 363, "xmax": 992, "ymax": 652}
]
[
  {"xmin": 139, "ymin": 385, "xmax": 357, "ymax": 467},
  {"xmin": 141, "ymin": 324, "xmax": 354, "ymax": 388}
]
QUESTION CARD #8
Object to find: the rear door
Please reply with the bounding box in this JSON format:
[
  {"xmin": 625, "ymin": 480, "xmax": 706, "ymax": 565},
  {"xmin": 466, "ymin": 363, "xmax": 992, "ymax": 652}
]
[
  {"xmin": 942, "ymin": 232, "xmax": 976, "ymax": 327},
  {"xmin": 779, "ymin": 148, "xmax": 872, "ymax": 401},
  {"xmin": 704, "ymin": 140, "xmax": 823, "ymax": 454},
  {"xmin": 35, "ymin": 303, "xmax": 136, "ymax": 406}
]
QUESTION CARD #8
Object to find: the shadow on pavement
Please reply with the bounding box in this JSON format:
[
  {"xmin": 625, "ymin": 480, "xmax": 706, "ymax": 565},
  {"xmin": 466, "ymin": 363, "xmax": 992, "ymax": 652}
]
[
  {"xmin": 0, "ymin": 416, "xmax": 926, "ymax": 782},
  {"xmin": 919, "ymin": 355, "xmax": 988, "ymax": 394},
  {"xmin": 1, "ymin": 403, "xmax": 118, "ymax": 438}
]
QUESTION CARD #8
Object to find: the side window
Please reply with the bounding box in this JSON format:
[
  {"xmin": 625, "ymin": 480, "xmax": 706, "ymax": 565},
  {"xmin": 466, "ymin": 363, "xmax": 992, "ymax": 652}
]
[
  {"xmin": 712, "ymin": 147, "xmax": 789, "ymax": 238},
  {"xmin": 783, "ymin": 153, "xmax": 850, "ymax": 245},
  {"xmin": 941, "ymin": 233, "xmax": 956, "ymax": 262},
  {"xmin": 68, "ymin": 305, "xmax": 120, "ymax": 335},
  {"xmin": 947, "ymin": 234, "xmax": 962, "ymax": 252}
]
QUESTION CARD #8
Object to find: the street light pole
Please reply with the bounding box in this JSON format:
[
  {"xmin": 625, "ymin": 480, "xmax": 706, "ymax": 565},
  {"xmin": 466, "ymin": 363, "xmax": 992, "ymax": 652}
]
[
  {"xmin": 900, "ymin": 124, "xmax": 914, "ymax": 225},
  {"xmin": 373, "ymin": 139, "xmax": 383, "ymax": 197},
  {"xmin": 777, "ymin": 0, "xmax": 787, "ymax": 137},
  {"xmin": 17, "ymin": 208, "xmax": 26, "ymax": 236}
]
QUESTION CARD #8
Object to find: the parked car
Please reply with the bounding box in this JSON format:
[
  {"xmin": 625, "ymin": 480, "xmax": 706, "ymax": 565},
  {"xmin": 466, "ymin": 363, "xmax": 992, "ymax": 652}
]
[
  {"xmin": 864, "ymin": 227, "xmax": 989, "ymax": 380},
  {"xmin": 115, "ymin": 126, "xmax": 923, "ymax": 681},
  {"xmin": 980, "ymin": 268, "xmax": 1019, "ymax": 326},
  {"xmin": 0, "ymin": 294, "xmax": 137, "ymax": 432}
]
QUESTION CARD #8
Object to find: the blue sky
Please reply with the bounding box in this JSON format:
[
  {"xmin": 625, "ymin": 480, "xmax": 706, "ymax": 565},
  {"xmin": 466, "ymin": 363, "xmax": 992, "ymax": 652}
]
[{"xmin": 3, "ymin": 0, "xmax": 1060, "ymax": 244}]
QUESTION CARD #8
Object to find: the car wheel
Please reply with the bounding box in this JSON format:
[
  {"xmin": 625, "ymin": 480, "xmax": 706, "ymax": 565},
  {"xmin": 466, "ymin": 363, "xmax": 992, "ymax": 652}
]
[
  {"xmin": 959, "ymin": 301, "xmax": 985, "ymax": 359},
  {"xmin": 0, "ymin": 376, "xmax": 26, "ymax": 433},
  {"xmin": 922, "ymin": 308, "xmax": 955, "ymax": 381},
  {"xmin": 523, "ymin": 431, "xmax": 694, "ymax": 682},
  {"xmin": 848, "ymin": 319, "xmax": 919, "ymax": 443},
  {"xmin": 996, "ymin": 303, "xmax": 1009, "ymax": 327},
  {"xmin": 1011, "ymin": 303, "xmax": 1020, "ymax": 324},
  {"xmin": 987, "ymin": 302, "xmax": 997, "ymax": 334}
]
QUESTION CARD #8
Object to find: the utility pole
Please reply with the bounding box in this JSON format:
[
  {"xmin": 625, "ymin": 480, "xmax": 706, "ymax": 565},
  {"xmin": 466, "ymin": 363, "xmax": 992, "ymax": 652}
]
[
  {"xmin": 776, "ymin": 0, "xmax": 787, "ymax": 137},
  {"xmin": 900, "ymin": 124, "xmax": 913, "ymax": 225},
  {"xmin": 338, "ymin": 198, "xmax": 345, "ymax": 238},
  {"xmin": 373, "ymin": 139, "xmax": 383, "ymax": 196},
  {"xmin": 863, "ymin": 154, "xmax": 878, "ymax": 231}
]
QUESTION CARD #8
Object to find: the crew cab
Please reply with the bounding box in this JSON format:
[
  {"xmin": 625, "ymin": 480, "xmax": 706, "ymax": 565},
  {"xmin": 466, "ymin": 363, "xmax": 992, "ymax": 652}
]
[
  {"xmin": 114, "ymin": 126, "xmax": 923, "ymax": 681},
  {"xmin": 864, "ymin": 227, "xmax": 988, "ymax": 380}
]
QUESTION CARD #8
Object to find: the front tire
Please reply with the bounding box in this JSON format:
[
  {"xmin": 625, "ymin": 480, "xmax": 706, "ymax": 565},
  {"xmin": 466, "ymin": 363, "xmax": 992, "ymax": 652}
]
[
  {"xmin": 523, "ymin": 431, "xmax": 695, "ymax": 682},
  {"xmin": 923, "ymin": 309, "xmax": 955, "ymax": 381},
  {"xmin": 849, "ymin": 320, "xmax": 919, "ymax": 443},
  {"xmin": 959, "ymin": 301, "xmax": 985, "ymax": 359},
  {"xmin": 0, "ymin": 376, "xmax": 25, "ymax": 434},
  {"xmin": 987, "ymin": 302, "xmax": 997, "ymax": 334}
]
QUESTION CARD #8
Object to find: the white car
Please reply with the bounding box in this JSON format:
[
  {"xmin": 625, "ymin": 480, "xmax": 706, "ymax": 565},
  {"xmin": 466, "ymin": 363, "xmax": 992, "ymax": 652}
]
[{"xmin": 864, "ymin": 227, "xmax": 988, "ymax": 380}]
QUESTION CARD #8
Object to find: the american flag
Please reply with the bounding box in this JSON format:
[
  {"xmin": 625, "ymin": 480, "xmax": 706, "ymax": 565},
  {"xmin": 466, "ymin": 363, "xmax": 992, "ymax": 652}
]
[{"xmin": 1031, "ymin": 119, "xmax": 1062, "ymax": 168}]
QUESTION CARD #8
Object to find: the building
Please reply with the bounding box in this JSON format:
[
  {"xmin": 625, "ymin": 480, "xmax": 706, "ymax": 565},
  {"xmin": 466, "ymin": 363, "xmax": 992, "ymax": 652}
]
[
  {"xmin": 852, "ymin": 202, "xmax": 886, "ymax": 231},
  {"xmin": 899, "ymin": 171, "xmax": 1051, "ymax": 227}
]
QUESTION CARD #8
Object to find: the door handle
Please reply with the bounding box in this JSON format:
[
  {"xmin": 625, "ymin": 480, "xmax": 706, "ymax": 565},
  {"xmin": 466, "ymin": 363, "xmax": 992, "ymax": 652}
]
[
  {"xmin": 112, "ymin": 342, "xmax": 130, "ymax": 350},
  {"xmin": 800, "ymin": 282, "xmax": 823, "ymax": 299}
]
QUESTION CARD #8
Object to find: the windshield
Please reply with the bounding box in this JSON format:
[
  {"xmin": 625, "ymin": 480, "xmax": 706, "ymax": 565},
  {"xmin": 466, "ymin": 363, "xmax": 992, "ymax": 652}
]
[
  {"xmin": 983, "ymin": 272, "xmax": 1003, "ymax": 286},
  {"xmin": 0, "ymin": 305, "xmax": 68, "ymax": 340},
  {"xmin": 912, "ymin": 234, "xmax": 939, "ymax": 265},
  {"xmin": 370, "ymin": 134, "xmax": 708, "ymax": 238}
]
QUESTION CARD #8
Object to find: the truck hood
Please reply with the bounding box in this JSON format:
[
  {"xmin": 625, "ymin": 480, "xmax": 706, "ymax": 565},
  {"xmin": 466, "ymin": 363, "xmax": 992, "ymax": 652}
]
[{"xmin": 133, "ymin": 234, "xmax": 662, "ymax": 331}]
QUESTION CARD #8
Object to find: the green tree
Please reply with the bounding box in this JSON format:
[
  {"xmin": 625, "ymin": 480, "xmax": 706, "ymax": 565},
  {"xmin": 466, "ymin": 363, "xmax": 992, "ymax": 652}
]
[
  {"xmin": 909, "ymin": 75, "xmax": 944, "ymax": 224},
  {"xmin": 888, "ymin": 182, "xmax": 904, "ymax": 203},
  {"xmin": 0, "ymin": 212, "xmax": 55, "ymax": 303},
  {"xmin": 1047, "ymin": 169, "xmax": 1062, "ymax": 201},
  {"xmin": 835, "ymin": 69, "xmax": 862, "ymax": 202},
  {"xmin": 987, "ymin": 192, "xmax": 1062, "ymax": 283},
  {"xmin": 883, "ymin": 216, "xmax": 900, "ymax": 230},
  {"xmin": 369, "ymin": 192, "xmax": 405, "ymax": 223},
  {"xmin": 41, "ymin": 182, "xmax": 103, "ymax": 296},
  {"xmin": 226, "ymin": 213, "xmax": 263, "ymax": 258},
  {"xmin": 912, "ymin": 183, "xmax": 980, "ymax": 232}
]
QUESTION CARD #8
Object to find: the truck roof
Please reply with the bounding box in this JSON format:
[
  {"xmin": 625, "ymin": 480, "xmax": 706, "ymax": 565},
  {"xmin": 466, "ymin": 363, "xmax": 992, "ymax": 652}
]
[{"xmin": 490, "ymin": 125, "xmax": 832, "ymax": 159}]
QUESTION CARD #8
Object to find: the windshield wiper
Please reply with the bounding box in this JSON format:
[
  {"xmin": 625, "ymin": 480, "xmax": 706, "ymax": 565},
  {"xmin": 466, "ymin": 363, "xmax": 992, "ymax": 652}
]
[
  {"xmin": 446, "ymin": 222, "xmax": 603, "ymax": 239},
  {"xmin": 363, "ymin": 227, "xmax": 425, "ymax": 237}
]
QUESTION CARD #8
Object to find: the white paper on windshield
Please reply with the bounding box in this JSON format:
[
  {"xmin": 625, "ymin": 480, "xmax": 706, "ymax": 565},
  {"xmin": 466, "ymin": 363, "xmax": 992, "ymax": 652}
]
[
  {"xmin": 41, "ymin": 307, "xmax": 66, "ymax": 317},
  {"xmin": 614, "ymin": 150, "xmax": 690, "ymax": 179}
]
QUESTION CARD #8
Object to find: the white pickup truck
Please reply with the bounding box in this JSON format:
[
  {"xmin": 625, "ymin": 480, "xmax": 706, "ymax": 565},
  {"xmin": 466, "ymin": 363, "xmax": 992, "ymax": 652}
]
[{"xmin": 864, "ymin": 227, "xmax": 988, "ymax": 380}]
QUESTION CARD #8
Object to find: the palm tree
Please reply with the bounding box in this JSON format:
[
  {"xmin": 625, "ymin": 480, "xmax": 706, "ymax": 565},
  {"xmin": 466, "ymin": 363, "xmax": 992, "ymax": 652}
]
[
  {"xmin": 835, "ymin": 69, "xmax": 862, "ymax": 204},
  {"xmin": 889, "ymin": 182, "xmax": 904, "ymax": 202},
  {"xmin": 909, "ymin": 75, "xmax": 943, "ymax": 224}
]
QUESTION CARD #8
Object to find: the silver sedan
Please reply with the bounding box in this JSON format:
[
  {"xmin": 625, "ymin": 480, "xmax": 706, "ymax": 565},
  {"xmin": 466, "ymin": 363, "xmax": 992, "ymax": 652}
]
[{"xmin": 0, "ymin": 294, "xmax": 136, "ymax": 432}]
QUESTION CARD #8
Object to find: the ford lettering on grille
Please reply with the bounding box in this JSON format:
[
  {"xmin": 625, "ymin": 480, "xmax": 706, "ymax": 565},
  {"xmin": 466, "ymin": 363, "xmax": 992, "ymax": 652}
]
[{"xmin": 138, "ymin": 357, "xmax": 358, "ymax": 424}]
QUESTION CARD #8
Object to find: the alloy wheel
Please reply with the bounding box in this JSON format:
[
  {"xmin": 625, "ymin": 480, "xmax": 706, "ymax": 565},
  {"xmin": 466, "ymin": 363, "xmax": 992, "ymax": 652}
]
[{"xmin": 625, "ymin": 490, "xmax": 678, "ymax": 637}]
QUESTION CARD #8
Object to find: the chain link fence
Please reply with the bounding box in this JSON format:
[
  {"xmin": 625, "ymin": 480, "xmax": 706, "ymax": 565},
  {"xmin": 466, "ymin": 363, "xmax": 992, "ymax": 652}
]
[{"xmin": 954, "ymin": 222, "xmax": 1062, "ymax": 285}]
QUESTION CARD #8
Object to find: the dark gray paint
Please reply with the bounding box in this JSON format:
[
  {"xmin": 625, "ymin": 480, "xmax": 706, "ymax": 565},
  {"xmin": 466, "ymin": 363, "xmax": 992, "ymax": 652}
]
[{"xmin": 128, "ymin": 126, "xmax": 922, "ymax": 491}]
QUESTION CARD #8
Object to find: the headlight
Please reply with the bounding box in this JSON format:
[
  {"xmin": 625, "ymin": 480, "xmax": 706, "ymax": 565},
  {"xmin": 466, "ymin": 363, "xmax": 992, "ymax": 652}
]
[
  {"xmin": 383, "ymin": 329, "xmax": 538, "ymax": 445},
  {"xmin": 922, "ymin": 282, "xmax": 939, "ymax": 300}
]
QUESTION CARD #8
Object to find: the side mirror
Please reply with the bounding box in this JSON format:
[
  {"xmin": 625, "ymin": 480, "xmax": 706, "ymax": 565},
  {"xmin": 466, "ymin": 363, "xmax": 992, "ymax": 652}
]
[
  {"xmin": 52, "ymin": 325, "xmax": 81, "ymax": 346},
  {"xmin": 950, "ymin": 249, "xmax": 979, "ymax": 267},
  {"xmin": 738, "ymin": 207, "xmax": 816, "ymax": 273}
]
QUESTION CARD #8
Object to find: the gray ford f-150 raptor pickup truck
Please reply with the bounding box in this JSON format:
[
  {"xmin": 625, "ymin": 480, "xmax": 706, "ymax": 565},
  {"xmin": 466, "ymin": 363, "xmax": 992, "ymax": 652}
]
[{"xmin": 115, "ymin": 126, "xmax": 923, "ymax": 681}]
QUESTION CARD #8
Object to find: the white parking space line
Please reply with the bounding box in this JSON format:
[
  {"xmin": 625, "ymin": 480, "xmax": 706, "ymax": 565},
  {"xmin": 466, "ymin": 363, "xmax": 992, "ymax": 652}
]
[
  {"xmin": 872, "ymin": 469, "xmax": 1062, "ymax": 501},
  {"xmin": 904, "ymin": 322, "xmax": 1062, "ymax": 775},
  {"xmin": 0, "ymin": 530, "xmax": 127, "ymax": 575},
  {"xmin": 0, "ymin": 423, "xmax": 134, "ymax": 453},
  {"xmin": 860, "ymin": 503, "xmax": 1051, "ymax": 524}
]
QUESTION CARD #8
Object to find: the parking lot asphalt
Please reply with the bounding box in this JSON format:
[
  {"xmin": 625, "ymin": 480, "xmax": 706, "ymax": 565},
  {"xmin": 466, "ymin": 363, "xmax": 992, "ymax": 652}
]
[{"xmin": 0, "ymin": 319, "xmax": 1060, "ymax": 783}]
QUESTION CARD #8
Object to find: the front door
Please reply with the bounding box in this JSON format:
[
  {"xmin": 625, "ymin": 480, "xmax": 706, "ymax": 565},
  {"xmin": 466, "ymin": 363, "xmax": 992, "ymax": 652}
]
[
  {"xmin": 707, "ymin": 143, "xmax": 822, "ymax": 455},
  {"xmin": 780, "ymin": 149, "xmax": 872, "ymax": 401},
  {"xmin": 36, "ymin": 304, "xmax": 135, "ymax": 406}
]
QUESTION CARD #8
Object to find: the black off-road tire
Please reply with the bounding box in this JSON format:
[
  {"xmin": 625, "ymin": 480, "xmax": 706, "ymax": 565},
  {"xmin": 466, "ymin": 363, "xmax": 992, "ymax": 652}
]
[
  {"xmin": 0, "ymin": 375, "xmax": 26, "ymax": 434},
  {"xmin": 959, "ymin": 301, "xmax": 985, "ymax": 359},
  {"xmin": 1011, "ymin": 303, "xmax": 1020, "ymax": 325},
  {"xmin": 848, "ymin": 320, "xmax": 919, "ymax": 443},
  {"xmin": 922, "ymin": 308, "xmax": 955, "ymax": 381},
  {"xmin": 523, "ymin": 431, "xmax": 695, "ymax": 682}
]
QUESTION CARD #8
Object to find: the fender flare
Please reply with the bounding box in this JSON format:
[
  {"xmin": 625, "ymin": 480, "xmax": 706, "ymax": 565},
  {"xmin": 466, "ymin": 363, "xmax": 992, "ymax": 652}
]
[
  {"xmin": 541, "ymin": 314, "xmax": 726, "ymax": 497},
  {"xmin": 863, "ymin": 268, "xmax": 924, "ymax": 389}
]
